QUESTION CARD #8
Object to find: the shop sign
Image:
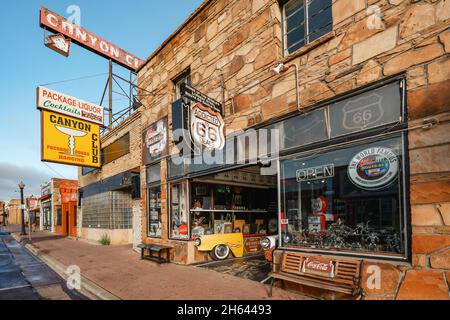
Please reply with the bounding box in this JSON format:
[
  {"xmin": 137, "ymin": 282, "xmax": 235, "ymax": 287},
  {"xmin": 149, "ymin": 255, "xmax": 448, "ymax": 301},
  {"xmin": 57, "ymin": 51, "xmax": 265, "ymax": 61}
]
[
  {"xmin": 41, "ymin": 110, "xmax": 101, "ymax": 168},
  {"xmin": 181, "ymin": 83, "xmax": 222, "ymax": 115},
  {"xmin": 39, "ymin": 7, "xmax": 143, "ymax": 71},
  {"xmin": 296, "ymin": 164, "xmax": 334, "ymax": 182},
  {"xmin": 45, "ymin": 33, "xmax": 71, "ymax": 57},
  {"xmin": 190, "ymin": 103, "xmax": 225, "ymax": 150},
  {"xmin": 348, "ymin": 146, "xmax": 398, "ymax": 190},
  {"xmin": 244, "ymin": 237, "xmax": 263, "ymax": 254},
  {"xmin": 37, "ymin": 86, "xmax": 104, "ymax": 125},
  {"xmin": 143, "ymin": 116, "xmax": 168, "ymax": 164},
  {"xmin": 301, "ymin": 257, "xmax": 335, "ymax": 278}
]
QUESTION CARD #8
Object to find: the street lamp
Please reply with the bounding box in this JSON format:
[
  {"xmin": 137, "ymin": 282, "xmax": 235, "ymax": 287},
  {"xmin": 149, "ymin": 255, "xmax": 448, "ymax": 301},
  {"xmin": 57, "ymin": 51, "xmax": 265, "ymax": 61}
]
[{"xmin": 18, "ymin": 181, "xmax": 26, "ymax": 236}]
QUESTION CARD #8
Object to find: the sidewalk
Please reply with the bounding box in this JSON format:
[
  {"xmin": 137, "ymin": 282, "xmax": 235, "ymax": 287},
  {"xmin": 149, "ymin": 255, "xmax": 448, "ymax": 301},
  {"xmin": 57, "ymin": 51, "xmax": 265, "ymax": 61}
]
[
  {"xmin": 12, "ymin": 230, "xmax": 312, "ymax": 300},
  {"xmin": 0, "ymin": 229, "xmax": 86, "ymax": 300}
]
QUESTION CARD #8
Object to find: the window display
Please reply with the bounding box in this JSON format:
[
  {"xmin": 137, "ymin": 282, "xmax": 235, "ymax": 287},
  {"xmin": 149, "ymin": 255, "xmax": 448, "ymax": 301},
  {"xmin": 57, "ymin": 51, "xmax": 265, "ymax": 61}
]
[
  {"xmin": 170, "ymin": 182, "xmax": 189, "ymax": 240},
  {"xmin": 189, "ymin": 179, "xmax": 278, "ymax": 240},
  {"xmin": 148, "ymin": 186, "xmax": 162, "ymax": 237},
  {"xmin": 280, "ymin": 134, "xmax": 406, "ymax": 256}
]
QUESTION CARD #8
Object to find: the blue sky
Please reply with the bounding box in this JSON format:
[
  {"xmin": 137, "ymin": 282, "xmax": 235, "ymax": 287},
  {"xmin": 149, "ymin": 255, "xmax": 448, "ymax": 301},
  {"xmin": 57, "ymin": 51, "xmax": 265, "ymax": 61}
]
[{"xmin": 0, "ymin": 0, "xmax": 203, "ymax": 200}]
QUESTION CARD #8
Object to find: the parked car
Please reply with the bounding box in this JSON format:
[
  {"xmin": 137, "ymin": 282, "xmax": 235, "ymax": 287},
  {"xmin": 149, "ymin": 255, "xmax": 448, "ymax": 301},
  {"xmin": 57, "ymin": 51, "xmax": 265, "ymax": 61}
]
[
  {"xmin": 260, "ymin": 235, "xmax": 279, "ymax": 262},
  {"xmin": 194, "ymin": 233, "xmax": 244, "ymax": 260}
]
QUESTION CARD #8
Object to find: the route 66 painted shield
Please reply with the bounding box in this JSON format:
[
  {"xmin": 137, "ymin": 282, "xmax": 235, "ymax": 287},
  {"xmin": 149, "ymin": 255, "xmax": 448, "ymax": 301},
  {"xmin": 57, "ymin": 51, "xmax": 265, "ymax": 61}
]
[
  {"xmin": 190, "ymin": 103, "xmax": 225, "ymax": 150},
  {"xmin": 342, "ymin": 93, "xmax": 383, "ymax": 130}
]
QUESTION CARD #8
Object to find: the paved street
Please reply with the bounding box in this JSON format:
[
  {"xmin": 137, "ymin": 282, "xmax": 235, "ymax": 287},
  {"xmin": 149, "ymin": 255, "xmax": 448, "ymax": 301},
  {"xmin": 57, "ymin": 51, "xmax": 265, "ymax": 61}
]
[
  {"xmin": 0, "ymin": 227, "xmax": 86, "ymax": 300},
  {"xmin": 5, "ymin": 228, "xmax": 312, "ymax": 300}
]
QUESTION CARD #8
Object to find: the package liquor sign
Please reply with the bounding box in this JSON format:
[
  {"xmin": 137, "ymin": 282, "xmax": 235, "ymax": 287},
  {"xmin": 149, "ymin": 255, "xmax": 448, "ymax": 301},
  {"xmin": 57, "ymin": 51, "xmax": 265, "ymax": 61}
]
[
  {"xmin": 41, "ymin": 110, "xmax": 101, "ymax": 168},
  {"xmin": 143, "ymin": 116, "xmax": 168, "ymax": 164},
  {"xmin": 39, "ymin": 7, "xmax": 143, "ymax": 71},
  {"xmin": 37, "ymin": 86, "xmax": 104, "ymax": 125}
]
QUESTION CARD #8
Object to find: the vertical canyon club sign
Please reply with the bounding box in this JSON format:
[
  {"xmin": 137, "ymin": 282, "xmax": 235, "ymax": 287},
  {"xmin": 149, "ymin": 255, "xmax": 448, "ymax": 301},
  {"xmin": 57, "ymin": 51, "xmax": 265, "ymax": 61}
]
[
  {"xmin": 181, "ymin": 83, "xmax": 225, "ymax": 150},
  {"xmin": 37, "ymin": 86, "xmax": 104, "ymax": 125},
  {"xmin": 143, "ymin": 116, "xmax": 168, "ymax": 165},
  {"xmin": 39, "ymin": 7, "xmax": 143, "ymax": 71},
  {"xmin": 41, "ymin": 110, "xmax": 101, "ymax": 168}
]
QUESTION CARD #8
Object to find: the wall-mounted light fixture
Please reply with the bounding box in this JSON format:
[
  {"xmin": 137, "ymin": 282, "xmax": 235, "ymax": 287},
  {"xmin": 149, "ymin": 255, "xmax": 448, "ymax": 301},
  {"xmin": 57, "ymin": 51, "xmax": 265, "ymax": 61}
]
[{"xmin": 272, "ymin": 62, "xmax": 300, "ymax": 112}]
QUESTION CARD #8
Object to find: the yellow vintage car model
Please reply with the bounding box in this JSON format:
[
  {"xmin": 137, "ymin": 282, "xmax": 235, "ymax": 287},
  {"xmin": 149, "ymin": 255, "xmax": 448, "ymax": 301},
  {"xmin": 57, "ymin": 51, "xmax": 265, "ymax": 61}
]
[{"xmin": 194, "ymin": 233, "xmax": 244, "ymax": 260}]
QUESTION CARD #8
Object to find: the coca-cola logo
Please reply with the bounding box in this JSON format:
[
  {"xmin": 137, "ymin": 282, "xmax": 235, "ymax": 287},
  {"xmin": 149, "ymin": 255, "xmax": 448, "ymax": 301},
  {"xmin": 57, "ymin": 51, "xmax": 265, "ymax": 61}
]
[
  {"xmin": 302, "ymin": 257, "xmax": 335, "ymax": 277},
  {"xmin": 305, "ymin": 261, "xmax": 330, "ymax": 271}
]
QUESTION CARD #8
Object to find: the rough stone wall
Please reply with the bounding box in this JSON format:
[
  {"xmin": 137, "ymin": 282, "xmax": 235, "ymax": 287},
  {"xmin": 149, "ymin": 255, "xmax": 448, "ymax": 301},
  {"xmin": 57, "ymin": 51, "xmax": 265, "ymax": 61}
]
[
  {"xmin": 78, "ymin": 111, "xmax": 142, "ymax": 188},
  {"xmin": 137, "ymin": 0, "xmax": 450, "ymax": 297}
]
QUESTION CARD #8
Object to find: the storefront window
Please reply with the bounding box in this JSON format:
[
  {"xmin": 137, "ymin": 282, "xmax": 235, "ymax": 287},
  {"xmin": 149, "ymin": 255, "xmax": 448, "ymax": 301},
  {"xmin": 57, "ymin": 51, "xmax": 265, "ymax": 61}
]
[
  {"xmin": 148, "ymin": 186, "xmax": 162, "ymax": 237},
  {"xmin": 280, "ymin": 134, "xmax": 406, "ymax": 257},
  {"xmin": 169, "ymin": 182, "xmax": 189, "ymax": 240},
  {"xmin": 189, "ymin": 181, "xmax": 278, "ymax": 239}
]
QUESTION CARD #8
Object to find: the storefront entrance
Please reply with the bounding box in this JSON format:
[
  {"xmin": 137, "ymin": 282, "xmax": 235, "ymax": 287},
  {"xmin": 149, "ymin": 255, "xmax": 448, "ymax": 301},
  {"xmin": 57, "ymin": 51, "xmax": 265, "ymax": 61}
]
[
  {"xmin": 58, "ymin": 201, "xmax": 77, "ymax": 236},
  {"xmin": 167, "ymin": 165, "xmax": 279, "ymax": 263}
]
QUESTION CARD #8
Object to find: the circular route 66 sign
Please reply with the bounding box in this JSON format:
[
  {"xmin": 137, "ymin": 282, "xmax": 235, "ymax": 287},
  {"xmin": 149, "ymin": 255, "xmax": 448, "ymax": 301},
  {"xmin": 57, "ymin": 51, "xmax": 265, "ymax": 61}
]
[
  {"xmin": 348, "ymin": 146, "xmax": 398, "ymax": 190},
  {"xmin": 190, "ymin": 103, "xmax": 225, "ymax": 150}
]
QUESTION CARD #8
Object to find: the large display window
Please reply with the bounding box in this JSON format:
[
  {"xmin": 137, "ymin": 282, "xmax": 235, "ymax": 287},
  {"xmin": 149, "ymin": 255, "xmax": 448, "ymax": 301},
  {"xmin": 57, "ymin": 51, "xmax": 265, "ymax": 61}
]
[
  {"xmin": 189, "ymin": 180, "xmax": 278, "ymax": 240},
  {"xmin": 280, "ymin": 134, "xmax": 407, "ymax": 258}
]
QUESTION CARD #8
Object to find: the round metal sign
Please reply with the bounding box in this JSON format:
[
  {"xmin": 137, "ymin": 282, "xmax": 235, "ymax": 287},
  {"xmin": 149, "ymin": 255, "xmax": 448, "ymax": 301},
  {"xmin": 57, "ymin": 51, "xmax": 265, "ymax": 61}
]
[{"xmin": 347, "ymin": 146, "xmax": 398, "ymax": 190}]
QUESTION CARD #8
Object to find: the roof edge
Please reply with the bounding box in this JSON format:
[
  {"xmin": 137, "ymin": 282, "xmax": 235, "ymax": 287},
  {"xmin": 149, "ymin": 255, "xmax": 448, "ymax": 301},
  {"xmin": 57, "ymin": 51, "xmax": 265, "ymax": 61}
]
[{"xmin": 136, "ymin": 0, "xmax": 213, "ymax": 73}]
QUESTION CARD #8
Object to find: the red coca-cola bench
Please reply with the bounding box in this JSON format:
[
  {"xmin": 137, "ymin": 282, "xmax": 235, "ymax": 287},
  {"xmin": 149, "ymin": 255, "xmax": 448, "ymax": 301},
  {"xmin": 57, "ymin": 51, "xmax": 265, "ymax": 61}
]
[{"xmin": 268, "ymin": 250, "xmax": 362, "ymax": 297}]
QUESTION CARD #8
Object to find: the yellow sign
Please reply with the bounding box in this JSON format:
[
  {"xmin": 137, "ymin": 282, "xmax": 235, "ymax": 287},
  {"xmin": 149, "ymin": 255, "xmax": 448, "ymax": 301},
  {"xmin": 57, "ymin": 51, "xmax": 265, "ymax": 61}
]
[{"xmin": 41, "ymin": 110, "xmax": 101, "ymax": 168}]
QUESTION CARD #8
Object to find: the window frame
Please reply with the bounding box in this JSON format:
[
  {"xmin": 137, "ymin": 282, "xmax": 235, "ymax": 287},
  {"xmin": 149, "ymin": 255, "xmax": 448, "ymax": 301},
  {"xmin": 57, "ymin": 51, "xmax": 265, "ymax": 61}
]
[
  {"xmin": 168, "ymin": 180, "xmax": 191, "ymax": 241},
  {"xmin": 147, "ymin": 183, "xmax": 163, "ymax": 238},
  {"xmin": 173, "ymin": 69, "xmax": 192, "ymax": 101},
  {"xmin": 281, "ymin": 0, "xmax": 333, "ymax": 56}
]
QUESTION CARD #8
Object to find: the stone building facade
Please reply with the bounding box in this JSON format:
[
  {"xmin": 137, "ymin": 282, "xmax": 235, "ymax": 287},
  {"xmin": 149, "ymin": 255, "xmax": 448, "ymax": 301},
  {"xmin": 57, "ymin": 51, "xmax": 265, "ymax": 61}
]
[
  {"xmin": 131, "ymin": 0, "xmax": 449, "ymax": 299},
  {"xmin": 77, "ymin": 111, "xmax": 142, "ymax": 245}
]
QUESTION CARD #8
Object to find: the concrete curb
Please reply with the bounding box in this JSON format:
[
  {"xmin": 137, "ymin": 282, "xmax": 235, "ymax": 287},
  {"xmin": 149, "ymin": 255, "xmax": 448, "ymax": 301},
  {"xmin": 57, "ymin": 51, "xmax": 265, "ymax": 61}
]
[{"xmin": 12, "ymin": 233, "xmax": 120, "ymax": 300}]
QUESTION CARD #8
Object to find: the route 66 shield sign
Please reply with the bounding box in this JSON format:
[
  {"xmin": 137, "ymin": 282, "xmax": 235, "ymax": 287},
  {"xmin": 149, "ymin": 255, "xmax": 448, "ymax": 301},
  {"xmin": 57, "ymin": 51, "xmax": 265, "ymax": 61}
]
[
  {"xmin": 342, "ymin": 93, "xmax": 383, "ymax": 130},
  {"xmin": 190, "ymin": 103, "xmax": 225, "ymax": 150}
]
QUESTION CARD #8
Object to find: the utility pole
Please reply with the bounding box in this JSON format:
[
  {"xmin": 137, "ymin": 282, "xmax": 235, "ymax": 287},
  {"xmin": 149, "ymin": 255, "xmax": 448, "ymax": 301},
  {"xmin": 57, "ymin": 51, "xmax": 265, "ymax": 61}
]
[
  {"xmin": 18, "ymin": 181, "xmax": 26, "ymax": 236},
  {"xmin": 109, "ymin": 59, "xmax": 113, "ymax": 129}
]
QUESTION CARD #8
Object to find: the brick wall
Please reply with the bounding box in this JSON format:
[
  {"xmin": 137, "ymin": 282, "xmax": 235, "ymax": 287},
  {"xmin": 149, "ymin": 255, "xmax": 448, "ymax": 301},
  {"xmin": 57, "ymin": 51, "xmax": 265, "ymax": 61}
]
[{"xmin": 136, "ymin": 0, "xmax": 450, "ymax": 297}]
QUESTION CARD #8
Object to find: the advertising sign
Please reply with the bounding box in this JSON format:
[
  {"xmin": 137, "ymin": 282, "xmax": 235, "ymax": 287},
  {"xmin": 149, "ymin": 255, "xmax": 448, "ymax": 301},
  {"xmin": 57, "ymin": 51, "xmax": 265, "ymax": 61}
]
[
  {"xmin": 143, "ymin": 116, "xmax": 168, "ymax": 164},
  {"xmin": 40, "ymin": 7, "xmax": 143, "ymax": 71},
  {"xmin": 190, "ymin": 103, "xmax": 225, "ymax": 150},
  {"xmin": 45, "ymin": 33, "xmax": 71, "ymax": 57},
  {"xmin": 348, "ymin": 146, "xmax": 398, "ymax": 190},
  {"xmin": 180, "ymin": 83, "xmax": 222, "ymax": 115},
  {"xmin": 37, "ymin": 86, "xmax": 104, "ymax": 125},
  {"xmin": 41, "ymin": 110, "xmax": 101, "ymax": 168},
  {"xmin": 301, "ymin": 257, "xmax": 335, "ymax": 278}
]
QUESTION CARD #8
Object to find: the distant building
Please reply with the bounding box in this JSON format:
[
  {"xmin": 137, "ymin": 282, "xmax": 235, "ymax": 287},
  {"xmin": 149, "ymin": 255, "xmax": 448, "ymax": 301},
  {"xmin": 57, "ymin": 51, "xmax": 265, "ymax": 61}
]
[
  {"xmin": 6, "ymin": 199, "xmax": 21, "ymax": 225},
  {"xmin": 26, "ymin": 197, "xmax": 40, "ymax": 229},
  {"xmin": 0, "ymin": 201, "xmax": 5, "ymax": 225},
  {"xmin": 39, "ymin": 178, "xmax": 78, "ymax": 236}
]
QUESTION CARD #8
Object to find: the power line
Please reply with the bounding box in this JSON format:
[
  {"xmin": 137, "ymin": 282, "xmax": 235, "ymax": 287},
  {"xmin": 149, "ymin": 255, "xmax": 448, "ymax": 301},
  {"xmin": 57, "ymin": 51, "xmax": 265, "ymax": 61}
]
[{"xmin": 39, "ymin": 72, "xmax": 108, "ymax": 87}]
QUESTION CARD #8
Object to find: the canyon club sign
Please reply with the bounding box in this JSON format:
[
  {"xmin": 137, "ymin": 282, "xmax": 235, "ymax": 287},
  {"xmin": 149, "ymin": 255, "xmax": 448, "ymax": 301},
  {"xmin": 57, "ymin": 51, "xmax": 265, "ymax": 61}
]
[
  {"xmin": 41, "ymin": 110, "xmax": 100, "ymax": 168},
  {"xmin": 39, "ymin": 7, "xmax": 143, "ymax": 71},
  {"xmin": 37, "ymin": 86, "xmax": 104, "ymax": 125}
]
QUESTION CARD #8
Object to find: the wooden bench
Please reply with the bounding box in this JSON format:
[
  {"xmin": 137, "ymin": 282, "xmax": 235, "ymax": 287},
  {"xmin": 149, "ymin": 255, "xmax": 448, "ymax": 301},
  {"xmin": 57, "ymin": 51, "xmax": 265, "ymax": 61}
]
[
  {"xmin": 137, "ymin": 244, "xmax": 172, "ymax": 264},
  {"xmin": 268, "ymin": 251, "xmax": 362, "ymax": 297}
]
